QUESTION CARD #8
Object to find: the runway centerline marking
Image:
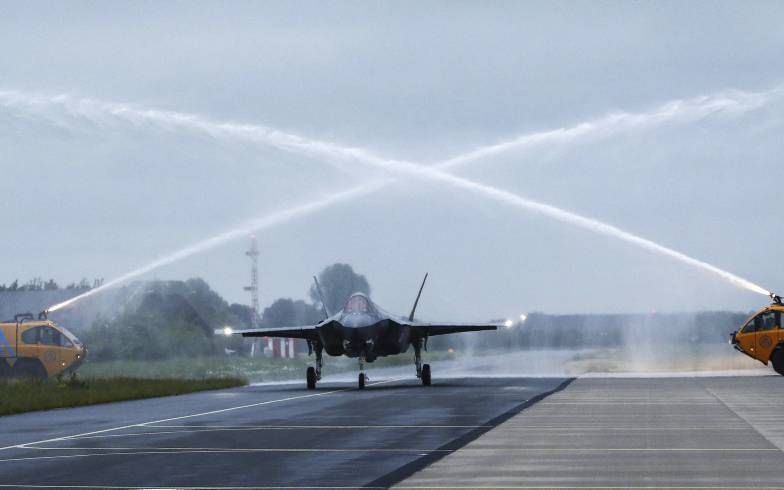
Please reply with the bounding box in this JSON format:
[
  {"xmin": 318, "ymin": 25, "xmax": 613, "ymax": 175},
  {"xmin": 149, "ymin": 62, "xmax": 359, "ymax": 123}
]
[{"xmin": 0, "ymin": 377, "xmax": 406, "ymax": 452}]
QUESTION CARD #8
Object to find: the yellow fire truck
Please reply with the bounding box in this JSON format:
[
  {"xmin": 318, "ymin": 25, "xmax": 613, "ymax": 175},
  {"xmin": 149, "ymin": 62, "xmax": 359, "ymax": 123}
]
[
  {"xmin": 730, "ymin": 296, "xmax": 784, "ymax": 375},
  {"xmin": 0, "ymin": 313, "xmax": 86, "ymax": 378}
]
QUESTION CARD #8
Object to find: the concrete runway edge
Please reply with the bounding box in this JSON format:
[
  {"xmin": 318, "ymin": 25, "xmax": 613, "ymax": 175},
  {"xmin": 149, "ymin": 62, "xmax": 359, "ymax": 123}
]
[{"xmin": 367, "ymin": 377, "xmax": 577, "ymax": 488}]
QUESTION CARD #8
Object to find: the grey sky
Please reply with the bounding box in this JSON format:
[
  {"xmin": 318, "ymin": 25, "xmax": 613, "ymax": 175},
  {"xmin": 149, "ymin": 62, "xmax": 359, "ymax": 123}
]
[{"xmin": 1, "ymin": 1, "xmax": 783, "ymax": 320}]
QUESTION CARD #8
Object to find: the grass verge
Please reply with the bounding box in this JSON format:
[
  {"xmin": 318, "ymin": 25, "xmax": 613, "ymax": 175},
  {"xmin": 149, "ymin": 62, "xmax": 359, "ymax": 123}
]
[{"xmin": 0, "ymin": 376, "xmax": 245, "ymax": 416}]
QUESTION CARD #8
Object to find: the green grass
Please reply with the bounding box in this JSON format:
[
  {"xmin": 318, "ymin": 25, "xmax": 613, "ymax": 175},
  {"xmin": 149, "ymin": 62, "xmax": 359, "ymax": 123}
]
[{"xmin": 0, "ymin": 376, "xmax": 246, "ymax": 416}]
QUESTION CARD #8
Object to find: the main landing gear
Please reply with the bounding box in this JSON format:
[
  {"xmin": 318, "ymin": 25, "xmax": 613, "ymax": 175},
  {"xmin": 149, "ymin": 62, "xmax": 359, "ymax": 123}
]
[
  {"xmin": 306, "ymin": 342, "xmax": 324, "ymax": 390},
  {"xmin": 414, "ymin": 338, "xmax": 431, "ymax": 386}
]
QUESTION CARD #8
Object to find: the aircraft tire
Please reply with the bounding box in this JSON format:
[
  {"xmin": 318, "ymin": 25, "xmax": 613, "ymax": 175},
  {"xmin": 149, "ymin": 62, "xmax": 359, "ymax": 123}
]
[
  {"xmin": 358, "ymin": 372, "xmax": 366, "ymax": 389},
  {"xmin": 772, "ymin": 347, "xmax": 784, "ymax": 376},
  {"xmin": 306, "ymin": 367, "xmax": 317, "ymax": 389},
  {"xmin": 421, "ymin": 363, "xmax": 431, "ymax": 386}
]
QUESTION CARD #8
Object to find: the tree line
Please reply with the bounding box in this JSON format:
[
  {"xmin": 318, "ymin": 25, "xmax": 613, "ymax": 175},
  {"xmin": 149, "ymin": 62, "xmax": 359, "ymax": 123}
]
[
  {"xmin": 80, "ymin": 263, "xmax": 370, "ymax": 361},
  {"xmin": 0, "ymin": 278, "xmax": 105, "ymax": 292}
]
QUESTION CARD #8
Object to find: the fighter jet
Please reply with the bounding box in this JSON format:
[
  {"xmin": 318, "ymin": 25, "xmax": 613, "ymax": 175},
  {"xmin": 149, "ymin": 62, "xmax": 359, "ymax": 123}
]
[{"xmin": 223, "ymin": 274, "xmax": 497, "ymax": 389}]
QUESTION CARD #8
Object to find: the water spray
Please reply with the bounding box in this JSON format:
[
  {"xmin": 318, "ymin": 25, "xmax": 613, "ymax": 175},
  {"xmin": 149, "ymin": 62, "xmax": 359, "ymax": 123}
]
[
  {"xmin": 437, "ymin": 88, "xmax": 776, "ymax": 169},
  {"xmin": 6, "ymin": 87, "xmax": 774, "ymax": 311},
  {"xmin": 44, "ymin": 181, "xmax": 387, "ymax": 313}
]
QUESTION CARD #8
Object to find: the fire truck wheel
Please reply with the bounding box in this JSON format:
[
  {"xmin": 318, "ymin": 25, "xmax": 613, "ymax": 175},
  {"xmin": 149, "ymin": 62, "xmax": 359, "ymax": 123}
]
[
  {"xmin": 306, "ymin": 366, "xmax": 317, "ymax": 389},
  {"xmin": 771, "ymin": 347, "xmax": 784, "ymax": 376},
  {"xmin": 0, "ymin": 360, "xmax": 10, "ymax": 377},
  {"xmin": 14, "ymin": 360, "xmax": 47, "ymax": 379}
]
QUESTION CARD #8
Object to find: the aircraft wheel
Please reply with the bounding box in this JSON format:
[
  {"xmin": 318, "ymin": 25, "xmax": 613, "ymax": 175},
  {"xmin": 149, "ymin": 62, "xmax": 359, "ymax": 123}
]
[
  {"xmin": 421, "ymin": 363, "xmax": 431, "ymax": 386},
  {"xmin": 358, "ymin": 372, "xmax": 366, "ymax": 389},
  {"xmin": 772, "ymin": 347, "xmax": 784, "ymax": 376},
  {"xmin": 306, "ymin": 366, "xmax": 317, "ymax": 389}
]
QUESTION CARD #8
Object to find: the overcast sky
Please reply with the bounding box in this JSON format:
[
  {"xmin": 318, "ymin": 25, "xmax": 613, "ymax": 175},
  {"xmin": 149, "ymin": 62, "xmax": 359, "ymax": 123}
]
[{"xmin": 1, "ymin": 1, "xmax": 783, "ymax": 320}]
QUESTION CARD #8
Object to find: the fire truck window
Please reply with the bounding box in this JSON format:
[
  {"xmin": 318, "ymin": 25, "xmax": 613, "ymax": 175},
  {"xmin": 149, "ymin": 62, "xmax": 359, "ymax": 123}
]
[
  {"xmin": 21, "ymin": 327, "xmax": 41, "ymax": 344},
  {"xmin": 759, "ymin": 312, "xmax": 777, "ymax": 332},
  {"xmin": 776, "ymin": 311, "xmax": 782, "ymax": 328},
  {"xmin": 59, "ymin": 335, "xmax": 73, "ymax": 347},
  {"xmin": 39, "ymin": 327, "xmax": 61, "ymax": 346}
]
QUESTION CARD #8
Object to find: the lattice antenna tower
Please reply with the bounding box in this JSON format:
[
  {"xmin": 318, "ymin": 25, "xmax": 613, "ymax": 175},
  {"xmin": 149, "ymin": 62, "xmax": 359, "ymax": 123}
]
[{"xmin": 244, "ymin": 236, "xmax": 260, "ymax": 327}]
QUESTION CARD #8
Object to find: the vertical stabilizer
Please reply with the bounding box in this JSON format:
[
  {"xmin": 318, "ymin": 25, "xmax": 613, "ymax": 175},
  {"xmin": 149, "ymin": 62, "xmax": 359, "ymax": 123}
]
[
  {"xmin": 408, "ymin": 273, "xmax": 429, "ymax": 322},
  {"xmin": 313, "ymin": 276, "xmax": 332, "ymax": 317}
]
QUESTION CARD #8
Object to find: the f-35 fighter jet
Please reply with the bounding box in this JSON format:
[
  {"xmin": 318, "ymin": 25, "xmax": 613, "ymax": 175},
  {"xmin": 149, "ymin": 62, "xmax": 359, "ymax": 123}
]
[{"xmin": 225, "ymin": 274, "xmax": 497, "ymax": 389}]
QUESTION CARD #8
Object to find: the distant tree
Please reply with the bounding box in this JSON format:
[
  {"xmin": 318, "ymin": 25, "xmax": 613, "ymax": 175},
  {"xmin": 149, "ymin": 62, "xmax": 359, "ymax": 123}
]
[
  {"xmin": 8, "ymin": 280, "xmax": 18, "ymax": 292},
  {"xmin": 43, "ymin": 279, "xmax": 59, "ymax": 290},
  {"xmin": 308, "ymin": 263, "xmax": 371, "ymax": 315},
  {"xmin": 81, "ymin": 278, "xmax": 233, "ymax": 361},
  {"xmin": 262, "ymin": 298, "xmax": 322, "ymax": 327},
  {"xmin": 229, "ymin": 303, "xmax": 258, "ymax": 329},
  {"xmin": 21, "ymin": 278, "xmax": 43, "ymax": 291},
  {"xmin": 78, "ymin": 278, "xmax": 91, "ymax": 290}
]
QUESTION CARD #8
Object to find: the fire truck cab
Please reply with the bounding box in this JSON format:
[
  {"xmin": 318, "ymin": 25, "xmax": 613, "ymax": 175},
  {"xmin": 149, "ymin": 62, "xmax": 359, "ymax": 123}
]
[
  {"xmin": 730, "ymin": 299, "xmax": 784, "ymax": 375},
  {"xmin": 0, "ymin": 313, "xmax": 86, "ymax": 378}
]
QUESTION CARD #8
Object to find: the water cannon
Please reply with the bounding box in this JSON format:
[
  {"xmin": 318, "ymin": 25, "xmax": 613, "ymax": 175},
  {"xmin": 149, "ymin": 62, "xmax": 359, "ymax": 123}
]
[
  {"xmin": 771, "ymin": 293, "xmax": 782, "ymax": 305},
  {"xmin": 38, "ymin": 310, "xmax": 48, "ymax": 320}
]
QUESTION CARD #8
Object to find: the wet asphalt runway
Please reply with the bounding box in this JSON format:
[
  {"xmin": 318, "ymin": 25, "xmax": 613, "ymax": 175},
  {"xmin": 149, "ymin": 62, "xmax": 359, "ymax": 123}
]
[
  {"xmin": 2, "ymin": 374, "xmax": 783, "ymax": 488},
  {"xmin": 0, "ymin": 376, "xmax": 569, "ymax": 488},
  {"xmin": 398, "ymin": 375, "xmax": 784, "ymax": 488}
]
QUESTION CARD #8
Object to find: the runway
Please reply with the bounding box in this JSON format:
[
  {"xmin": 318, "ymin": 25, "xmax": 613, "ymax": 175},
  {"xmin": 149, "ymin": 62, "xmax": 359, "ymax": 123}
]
[
  {"xmin": 1, "ymin": 374, "xmax": 782, "ymax": 488},
  {"xmin": 398, "ymin": 375, "xmax": 784, "ymax": 488},
  {"xmin": 0, "ymin": 376, "xmax": 569, "ymax": 488}
]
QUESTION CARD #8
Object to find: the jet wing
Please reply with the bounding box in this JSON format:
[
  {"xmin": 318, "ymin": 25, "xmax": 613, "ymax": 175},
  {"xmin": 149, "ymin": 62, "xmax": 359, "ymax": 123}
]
[
  {"xmin": 406, "ymin": 322, "xmax": 498, "ymax": 336},
  {"xmin": 215, "ymin": 325, "xmax": 321, "ymax": 340}
]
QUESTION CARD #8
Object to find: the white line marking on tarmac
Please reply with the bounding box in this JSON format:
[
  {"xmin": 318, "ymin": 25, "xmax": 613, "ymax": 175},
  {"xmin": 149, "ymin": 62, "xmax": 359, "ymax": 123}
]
[
  {"xmin": 2, "ymin": 487, "xmax": 783, "ymax": 490},
  {"xmin": 148, "ymin": 424, "xmax": 491, "ymax": 429},
  {"xmin": 4, "ymin": 446, "xmax": 776, "ymax": 462},
  {"xmin": 0, "ymin": 447, "xmax": 455, "ymax": 463},
  {"xmin": 63, "ymin": 425, "xmax": 492, "ymax": 440},
  {"xmin": 28, "ymin": 447, "xmax": 452, "ymax": 452},
  {"xmin": 0, "ymin": 486, "xmax": 386, "ymax": 489},
  {"xmin": 498, "ymin": 427, "xmax": 748, "ymax": 431},
  {"xmin": 0, "ymin": 377, "xmax": 405, "ymax": 452}
]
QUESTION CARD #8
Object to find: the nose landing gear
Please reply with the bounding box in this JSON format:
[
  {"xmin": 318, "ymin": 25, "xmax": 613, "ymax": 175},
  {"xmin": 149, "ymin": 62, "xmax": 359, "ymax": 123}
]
[{"xmin": 358, "ymin": 354, "xmax": 368, "ymax": 389}]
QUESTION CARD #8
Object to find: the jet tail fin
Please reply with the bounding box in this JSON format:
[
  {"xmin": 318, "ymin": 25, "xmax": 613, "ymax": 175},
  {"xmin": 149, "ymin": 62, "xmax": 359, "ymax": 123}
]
[
  {"xmin": 313, "ymin": 276, "xmax": 332, "ymax": 317},
  {"xmin": 408, "ymin": 273, "xmax": 429, "ymax": 322}
]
